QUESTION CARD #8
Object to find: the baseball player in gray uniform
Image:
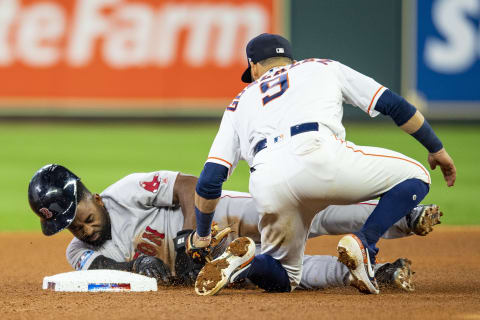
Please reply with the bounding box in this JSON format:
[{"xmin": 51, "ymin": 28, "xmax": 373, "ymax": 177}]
[{"xmin": 28, "ymin": 164, "xmax": 441, "ymax": 291}]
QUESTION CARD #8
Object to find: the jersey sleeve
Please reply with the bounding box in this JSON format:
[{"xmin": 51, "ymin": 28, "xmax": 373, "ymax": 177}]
[
  {"xmin": 333, "ymin": 61, "xmax": 387, "ymax": 117},
  {"xmin": 102, "ymin": 171, "xmax": 179, "ymax": 208},
  {"xmin": 66, "ymin": 237, "xmax": 101, "ymax": 270},
  {"xmin": 205, "ymin": 111, "xmax": 241, "ymax": 176},
  {"xmin": 141, "ymin": 171, "xmax": 179, "ymax": 207}
]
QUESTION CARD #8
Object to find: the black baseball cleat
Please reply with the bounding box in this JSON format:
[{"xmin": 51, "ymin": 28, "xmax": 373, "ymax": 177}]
[
  {"xmin": 375, "ymin": 258, "xmax": 415, "ymax": 292},
  {"xmin": 407, "ymin": 204, "xmax": 443, "ymax": 236}
]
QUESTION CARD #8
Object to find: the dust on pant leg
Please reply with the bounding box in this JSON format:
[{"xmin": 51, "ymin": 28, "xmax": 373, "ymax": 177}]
[{"xmin": 298, "ymin": 255, "xmax": 349, "ymax": 290}]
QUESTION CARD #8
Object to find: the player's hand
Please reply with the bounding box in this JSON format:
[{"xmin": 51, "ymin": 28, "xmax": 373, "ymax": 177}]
[
  {"xmin": 185, "ymin": 224, "xmax": 232, "ymax": 263},
  {"xmin": 428, "ymin": 148, "xmax": 456, "ymax": 187},
  {"xmin": 173, "ymin": 224, "xmax": 232, "ymax": 285},
  {"xmin": 132, "ymin": 255, "xmax": 172, "ymax": 285}
]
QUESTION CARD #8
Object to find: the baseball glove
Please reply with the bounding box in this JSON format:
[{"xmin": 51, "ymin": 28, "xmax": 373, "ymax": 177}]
[{"xmin": 173, "ymin": 223, "xmax": 232, "ymax": 286}]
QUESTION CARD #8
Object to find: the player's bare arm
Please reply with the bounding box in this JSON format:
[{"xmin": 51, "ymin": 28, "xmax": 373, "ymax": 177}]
[
  {"xmin": 172, "ymin": 173, "xmax": 198, "ymax": 229},
  {"xmin": 375, "ymin": 91, "xmax": 457, "ymax": 187}
]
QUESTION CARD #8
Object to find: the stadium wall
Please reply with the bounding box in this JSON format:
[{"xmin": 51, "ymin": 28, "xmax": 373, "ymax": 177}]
[{"xmin": 0, "ymin": 0, "xmax": 478, "ymax": 120}]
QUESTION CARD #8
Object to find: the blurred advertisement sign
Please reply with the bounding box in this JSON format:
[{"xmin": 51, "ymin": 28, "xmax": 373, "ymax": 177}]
[
  {"xmin": 404, "ymin": 0, "xmax": 480, "ymax": 118},
  {"xmin": 0, "ymin": 0, "xmax": 285, "ymax": 109}
]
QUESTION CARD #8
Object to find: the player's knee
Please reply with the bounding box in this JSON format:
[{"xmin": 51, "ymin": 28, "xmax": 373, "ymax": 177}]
[
  {"xmin": 247, "ymin": 254, "xmax": 292, "ymax": 292},
  {"xmin": 392, "ymin": 178, "xmax": 430, "ymax": 202}
]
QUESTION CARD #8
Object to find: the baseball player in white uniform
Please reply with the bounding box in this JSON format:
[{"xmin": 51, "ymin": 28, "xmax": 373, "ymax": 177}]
[
  {"xmin": 190, "ymin": 33, "xmax": 456, "ymax": 296},
  {"xmin": 27, "ymin": 165, "xmax": 441, "ymax": 291}
]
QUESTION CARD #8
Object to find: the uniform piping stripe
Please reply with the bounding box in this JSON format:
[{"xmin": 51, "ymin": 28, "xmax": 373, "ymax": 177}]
[
  {"xmin": 367, "ymin": 86, "xmax": 384, "ymax": 114},
  {"xmin": 207, "ymin": 157, "xmax": 233, "ymax": 168},
  {"xmin": 358, "ymin": 202, "xmax": 377, "ymax": 206},
  {"xmin": 220, "ymin": 195, "xmax": 252, "ymax": 199},
  {"xmin": 334, "ymin": 136, "xmax": 431, "ymax": 184},
  {"xmin": 239, "ymin": 255, "xmax": 255, "ymax": 269}
]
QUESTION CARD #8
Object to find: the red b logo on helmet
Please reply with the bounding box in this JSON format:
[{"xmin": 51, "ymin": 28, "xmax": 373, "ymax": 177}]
[{"xmin": 39, "ymin": 208, "xmax": 53, "ymax": 219}]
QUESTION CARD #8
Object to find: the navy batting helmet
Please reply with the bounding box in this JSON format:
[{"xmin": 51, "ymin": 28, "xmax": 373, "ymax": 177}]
[{"xmin": 28, "ymin": 164, "xmax": 80, "ymax": 236}]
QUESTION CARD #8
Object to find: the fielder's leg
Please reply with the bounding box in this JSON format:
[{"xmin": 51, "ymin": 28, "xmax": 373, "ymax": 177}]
[{"xmin": 309, "ymin": 198, "xmax": 440, "ymax": 240}]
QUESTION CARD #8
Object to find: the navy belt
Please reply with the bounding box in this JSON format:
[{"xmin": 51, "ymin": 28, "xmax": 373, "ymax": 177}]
[{"xmin": 252, "ymin": 122, "xmax": 319, "ymax": 157}]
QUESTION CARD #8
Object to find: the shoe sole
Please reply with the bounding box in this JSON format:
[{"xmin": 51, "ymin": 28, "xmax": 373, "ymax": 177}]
[
  {"xmin": 337, "ymin": 235, "xmax": 379, "ymax": 294},
  {"xmin": 414, "ymin": 205, "xmax": 443, "ymax": 236},
  {"xmin": 195, "ymin": 237, "xmax": 255, "ymax": 296}
]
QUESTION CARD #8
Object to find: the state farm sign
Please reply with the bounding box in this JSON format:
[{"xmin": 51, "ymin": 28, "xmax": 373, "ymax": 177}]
[{"xmin": 0, "ymin": 0, "xmax": 282, "ymax": 108}]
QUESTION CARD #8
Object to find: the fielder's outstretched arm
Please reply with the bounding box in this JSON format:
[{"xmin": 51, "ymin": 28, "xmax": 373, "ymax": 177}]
[
  {"xmin": 193, "ymin": 162, "xmax": 229, "ymax": 247},
  {"xmin": 374, "ymin": 89, "xmax": 456, "ymax": 187},
  {"xmin": 335, "ymin": 61, "xmax": 456, "ymax": 187},
  {"xmin": 192, "ymin": 106, "xmax": 240, "ymax": 248}
]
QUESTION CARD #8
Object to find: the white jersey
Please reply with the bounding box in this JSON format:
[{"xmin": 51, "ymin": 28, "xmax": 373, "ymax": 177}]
[{"xmin": 206, "ymin": 59, "xmax": 386, "ymax": 172}]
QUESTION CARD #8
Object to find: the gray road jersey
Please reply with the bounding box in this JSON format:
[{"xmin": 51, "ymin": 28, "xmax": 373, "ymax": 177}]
[
  {"xmin": 67, "ymin": 171, "xmax": 183, "ymax": 272},
  {"xmin": 66, "ymin": 171, "xmax": 258, "ymax": 274}
]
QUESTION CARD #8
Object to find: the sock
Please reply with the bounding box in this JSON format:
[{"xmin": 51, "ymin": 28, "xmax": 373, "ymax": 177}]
[
  {"xmin": 237, "ymin": 254, "xmax": 291, "ymax": 292},
  {"xmin": 357, "ymin": 178, "xmax": 429, "ymax": 262}
]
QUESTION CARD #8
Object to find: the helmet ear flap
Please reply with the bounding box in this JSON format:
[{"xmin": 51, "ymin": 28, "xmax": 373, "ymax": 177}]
[{"xmin": 28, "ymin": 164, "xmax": 80, "ymax": 236}]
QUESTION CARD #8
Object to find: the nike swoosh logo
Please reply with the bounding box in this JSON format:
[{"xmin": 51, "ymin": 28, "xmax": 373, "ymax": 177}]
[{"xmin": 365, "ymin": 249, "xmax": 375, "ymax": 279}]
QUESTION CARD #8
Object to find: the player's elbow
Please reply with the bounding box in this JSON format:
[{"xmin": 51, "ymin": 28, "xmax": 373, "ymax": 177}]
[{"xmin": 196, "ymin": 162, "xmax": 229, "ymax": 200}]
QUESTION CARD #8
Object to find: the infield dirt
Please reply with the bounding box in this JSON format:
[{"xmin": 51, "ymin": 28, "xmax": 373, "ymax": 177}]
[{"xmin": 1, "ymin": 227, "xmax": 479, "ymax": 320}]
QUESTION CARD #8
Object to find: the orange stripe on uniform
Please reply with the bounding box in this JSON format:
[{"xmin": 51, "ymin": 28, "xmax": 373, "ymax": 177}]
[
  {"xmin": 220, "ymin": 195, "xmax": 252, "ymax": 199},
  {"xmin": 367, "ymin": 86, "xmax": 384, "ymax": 114},
  {"xmin": 207, "ymin": 157, "xmax": 233, "ymax": 168},
  {"xmin": 334, "ymin": 136, "xmax": 431, "ymax": 184},
  {"xmin": 358, "ymin": 202, "xmax": 377, "ymax": 206}
]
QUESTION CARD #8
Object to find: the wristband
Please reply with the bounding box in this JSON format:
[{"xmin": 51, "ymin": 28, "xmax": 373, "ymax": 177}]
[
  {"xmin": 411, "ymin": 120, "xmax": 443, "ymax": 153},
  {"xmin": 195, "ymin": 207, "xmax": 214, "ymax": 237}
]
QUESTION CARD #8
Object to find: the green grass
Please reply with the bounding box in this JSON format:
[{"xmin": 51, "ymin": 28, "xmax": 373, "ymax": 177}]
[{"xmin": 0, "ymin": 122, "xmax": 477, "ymax": 231}]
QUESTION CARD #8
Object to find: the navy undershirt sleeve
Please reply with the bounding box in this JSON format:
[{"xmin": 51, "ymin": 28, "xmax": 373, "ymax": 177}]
[
  {"xmin": 374, "ymin": 89, "xmax": 417, "ymax": 126},
  {"xmin": 196, "ymin": 162, "xmax": 229, "ymax": 199},
  {"xmin": 374, "ymin": 89, "xmax": 443, "ymax": 153},
  {"xmin": 195, "ymin": 162, "xmax": 229, "ymax": 237}
]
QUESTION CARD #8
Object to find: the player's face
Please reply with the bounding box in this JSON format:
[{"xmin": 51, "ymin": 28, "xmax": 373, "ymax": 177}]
[{"xmin": 68, "ymin": 194, "xmax": 111, "ymax": 247}]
